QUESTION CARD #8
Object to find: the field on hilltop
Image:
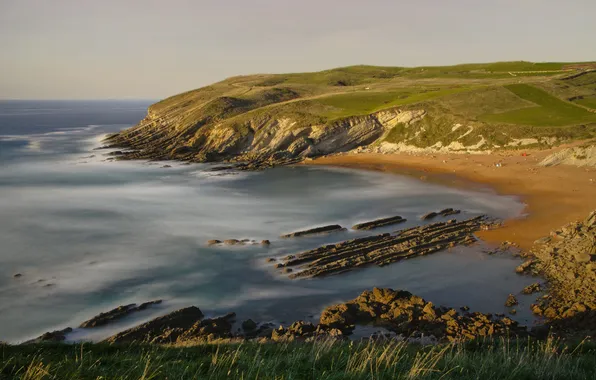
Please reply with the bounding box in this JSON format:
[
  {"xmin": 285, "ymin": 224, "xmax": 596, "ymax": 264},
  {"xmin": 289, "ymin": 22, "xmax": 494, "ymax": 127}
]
[{"xmin": 108, "ymin": 61, "xmax": 596, "ymax": 164}]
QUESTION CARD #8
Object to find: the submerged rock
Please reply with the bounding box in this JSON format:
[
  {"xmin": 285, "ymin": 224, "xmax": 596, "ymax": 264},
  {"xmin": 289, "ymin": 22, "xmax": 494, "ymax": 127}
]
[
  {"xmin": 281, "ymin": 224, "xmax": 346, "ymax": 238},
  {"xmin": 421, "ymin": 208, "xmax": 461, "ymax": 220},
  {"xmin": 522, "ymin": 283, "xmax": 542, "ymax": 295},
  {"xmin": 352, "ymin": 216, "xmax": 406, "ymax": 230},
  {"xmin": 421, "ymin": 212, "xmax": 438, "ymax": 220},
  {"xmin": 505, "ymin": 294, "xmax": 519, "ymax": 307}
]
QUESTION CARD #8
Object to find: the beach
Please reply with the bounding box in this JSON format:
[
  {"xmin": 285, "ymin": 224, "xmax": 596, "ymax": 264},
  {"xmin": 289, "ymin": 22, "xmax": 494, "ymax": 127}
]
[{"xmin": 306, "ymin": 147, "xmax": 596, "ymax": 250}]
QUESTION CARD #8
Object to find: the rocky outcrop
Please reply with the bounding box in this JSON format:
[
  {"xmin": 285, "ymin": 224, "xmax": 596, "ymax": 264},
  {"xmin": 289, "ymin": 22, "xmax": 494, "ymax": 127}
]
[
  {"xmin": 276, "ymin": 216, "xmax": 488, "ymax": 279},
  {"xmin": 79, "ymin": 300, "xmax": 162, "ymax": 328},
  {"xmin": 104, "ymin": 108, "xmax": 426, "ymax": 169},
  {"xmin": 421, "ymin": 208, "xmax": 461, "ymax": 221},
  {"xmin": 523, "ymin": 210, "xmax": 596, "ymax": 335},
  {"xmin": 540, "ymin": 145, "xmax": 596, "ymax": 168},
  {"xmin": 505, "ymin": 294, "xmax": 519, "ymax": 307},
  {"xmin": 23, "ymin": 328, "xmax": 73, "ymax": 344},
  {"xmin": 318, "ymin": 288, "xmax": 526, "ymax": 341},
  {"xmin": 352, "ymin": 216, "xmax": 406, "ymax": 230},
  {"xmin": 98, "ymin": 288, "xmax": 528, "ymax": 345},
  {"xmin": 105, "ymin": 306, "xmax": 204, "ymax": 344},
  {"xmin": 522, "ymin": 283, "xmax": 542, "ymax": 295},
  {"xmin": 281, "ymin": 224, "xmax": 346, "ymax": 238},
  {"xmin": 175, "ymin": 313, "xmax": 237, "ymax": 344}
]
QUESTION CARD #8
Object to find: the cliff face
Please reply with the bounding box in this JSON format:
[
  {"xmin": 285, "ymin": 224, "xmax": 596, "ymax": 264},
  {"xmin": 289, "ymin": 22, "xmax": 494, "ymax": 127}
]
[
  {"xmin": 105, "ymin": 64, "xmax": 596, "ymax": 166},
  {"xmin": 106, "ymin": 106, "xmax": 427, "ymax": 163}
]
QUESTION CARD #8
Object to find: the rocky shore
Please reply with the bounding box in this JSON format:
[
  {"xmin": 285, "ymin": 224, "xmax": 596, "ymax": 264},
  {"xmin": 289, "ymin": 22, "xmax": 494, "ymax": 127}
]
[
  {"xmin": 20, "ymin": 211, "xmax": 596, "ymax": 346},
  {"xmin": 25, "ymin": 287, "xmax": 529, "ymax": 346},
  {"xmin": 517, "ymin": 211, "xmax": 596, "ymax": 337}
]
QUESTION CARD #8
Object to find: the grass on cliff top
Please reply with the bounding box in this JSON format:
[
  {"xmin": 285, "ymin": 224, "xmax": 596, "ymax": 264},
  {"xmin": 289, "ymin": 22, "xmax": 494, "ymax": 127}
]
[
  {"xmin": 152, "ymin": 61, "xmax": 593, "ymax": 114},
  {"xmin": 315, "ymin": 86, "xmax": 475, "ymax": 119},
  {"xmin": 480, "ymin": 84, "xmax": 596, "ymax": 126},
  {"xmin": 2, "ymin": 338, "xmax": 596, "ymax": 380},
  {"xmin": 575, "ymin": 96, "xmax": 596, "ymax": 110}
]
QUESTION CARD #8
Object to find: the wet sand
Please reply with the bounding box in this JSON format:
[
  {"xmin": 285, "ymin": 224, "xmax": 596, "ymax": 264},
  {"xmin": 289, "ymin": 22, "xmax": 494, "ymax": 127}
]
[{"xmin": 305, "ymin": 148, "xmax": 596, "ymax": 250}]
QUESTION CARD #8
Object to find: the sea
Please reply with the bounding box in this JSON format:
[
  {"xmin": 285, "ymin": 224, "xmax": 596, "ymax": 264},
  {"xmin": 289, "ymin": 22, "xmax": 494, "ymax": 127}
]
[{"xmin": 0, "ymin": 100, "xmax": 538, "ymax": 343}]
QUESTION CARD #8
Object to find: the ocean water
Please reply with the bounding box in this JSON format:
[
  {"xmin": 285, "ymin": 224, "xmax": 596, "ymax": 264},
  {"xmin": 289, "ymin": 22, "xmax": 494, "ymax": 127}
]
[{"xmin": 0, "ymin": 101, "xmax": 538, "ymax": 343}]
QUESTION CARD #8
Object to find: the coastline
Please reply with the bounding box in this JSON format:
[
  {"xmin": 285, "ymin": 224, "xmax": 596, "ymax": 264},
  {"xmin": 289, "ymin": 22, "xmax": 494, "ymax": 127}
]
[{"xmin": 304, "ymin": 148, "xmax": 596, "ymax": 250}]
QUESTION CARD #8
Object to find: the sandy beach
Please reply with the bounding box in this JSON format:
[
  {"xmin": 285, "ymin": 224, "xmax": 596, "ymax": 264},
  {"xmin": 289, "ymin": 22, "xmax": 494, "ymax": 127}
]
[{"xmin": 305, "ymin": 147, "xmax": 596, "ymax": 250}]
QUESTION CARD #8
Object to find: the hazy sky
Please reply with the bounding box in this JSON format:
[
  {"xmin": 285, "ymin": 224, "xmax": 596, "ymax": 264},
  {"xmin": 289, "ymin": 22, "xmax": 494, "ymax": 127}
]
[{"xmin": 1, "ymin": 0, "xmax": 594, "ymax": 100}]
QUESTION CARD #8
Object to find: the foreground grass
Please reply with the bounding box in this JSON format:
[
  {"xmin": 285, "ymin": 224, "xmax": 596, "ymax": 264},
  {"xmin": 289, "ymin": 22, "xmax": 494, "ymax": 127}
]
[
  {"xmin": 480, "ymin": 84, "xmax": 596, "ymax": 126},
  {"xmin": 2, "ymin": 338, "xmax": 596, "ymax": 379}
]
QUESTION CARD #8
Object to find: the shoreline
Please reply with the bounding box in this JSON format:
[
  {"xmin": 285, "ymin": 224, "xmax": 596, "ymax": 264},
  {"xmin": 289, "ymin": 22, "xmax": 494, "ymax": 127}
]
[{"xmin": 304, "ymin": 148, "xmax": 596, "ymax": 250}]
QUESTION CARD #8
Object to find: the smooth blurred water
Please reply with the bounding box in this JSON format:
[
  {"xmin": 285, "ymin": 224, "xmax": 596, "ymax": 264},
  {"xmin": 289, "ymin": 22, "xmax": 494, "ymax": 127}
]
[{"xmin": 0, "ymin": 101, "xmax": 538, "ymax": 343}]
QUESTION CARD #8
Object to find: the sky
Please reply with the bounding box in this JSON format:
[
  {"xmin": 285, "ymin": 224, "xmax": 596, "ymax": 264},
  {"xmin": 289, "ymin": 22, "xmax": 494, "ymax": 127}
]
[{"xmin": 0, "ymin": 0, "xmax": 594, "ymax": 100}]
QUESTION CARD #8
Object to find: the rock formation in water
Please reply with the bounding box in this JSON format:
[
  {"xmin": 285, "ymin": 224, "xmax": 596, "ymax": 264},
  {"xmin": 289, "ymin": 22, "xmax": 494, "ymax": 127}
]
[
  {"xmin": 352, "ymin": 215, "xmax": 406, "ymax": 230},
  {"xmin": 276, "ymin": 216, "xmax": 488, "ymax": 279},
  {"xmin": 79, "ymin": 300, "xmax": 162, "ymax": 328},
  {"xmin": 281, "ymin": 224, "xmax": 346, "ymax": 238}
]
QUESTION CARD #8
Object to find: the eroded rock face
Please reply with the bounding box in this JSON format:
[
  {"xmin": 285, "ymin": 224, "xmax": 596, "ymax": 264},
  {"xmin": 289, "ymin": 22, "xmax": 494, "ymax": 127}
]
[
  {"xmin": 176, "ymin": 313, "xmax": 236, "ymax": 344},
  {"xmin": 277, "ymin": 216, "xmax": 487, "ymax": 279},
  {"xmin": 318, "ymin": 288, "xmax": 525, "ymax": 341},
  {"xmin": 525, "ymin": 210, "xmax": 596, "ymax": 335},
  {"xmin": 103, "ymin": 107, "xmax": 427, "ymax": 170},
  {"xmin": 23, "ymin": 328, "xmax": 73, "ymax": 344},
  {"xmin": 80, "ymin": 300, "xmax": 162, "ymax": 328},
  {"xmin": 105, "ymin": 307, "xmax": 204, "ymax": 344}
]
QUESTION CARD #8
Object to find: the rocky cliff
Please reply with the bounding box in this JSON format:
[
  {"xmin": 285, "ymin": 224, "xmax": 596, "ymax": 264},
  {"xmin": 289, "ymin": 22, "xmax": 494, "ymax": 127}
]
[
  {"xmin": 105, "ymin": 64, "xmax": 596, "ymax": 167},
  {"xmin": 106, "ymin": 106, "xmax": 426, "ymax": 166}
]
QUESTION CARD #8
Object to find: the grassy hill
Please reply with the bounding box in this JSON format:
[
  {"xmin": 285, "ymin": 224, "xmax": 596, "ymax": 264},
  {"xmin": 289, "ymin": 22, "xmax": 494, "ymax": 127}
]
[{"xmin": 107, "ymin": 61, "xmax": 596, "ymax": 164}]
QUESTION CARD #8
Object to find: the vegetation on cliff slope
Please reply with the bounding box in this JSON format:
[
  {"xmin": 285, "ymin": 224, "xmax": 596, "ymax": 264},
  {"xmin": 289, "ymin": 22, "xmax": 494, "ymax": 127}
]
[
  {"xmin": 3, "ymin": 338, "xmax": 596, "ymax": 379},
  {"xmin": 107, "ymin": 61, "xmax": 596, "ymax": 163}
]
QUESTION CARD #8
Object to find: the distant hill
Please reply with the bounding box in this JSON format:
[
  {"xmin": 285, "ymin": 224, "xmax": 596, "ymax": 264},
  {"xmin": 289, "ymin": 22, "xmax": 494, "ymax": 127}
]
[{"xmin": 106, "ymin": 61, "xmax": 596, "ymax": 165}]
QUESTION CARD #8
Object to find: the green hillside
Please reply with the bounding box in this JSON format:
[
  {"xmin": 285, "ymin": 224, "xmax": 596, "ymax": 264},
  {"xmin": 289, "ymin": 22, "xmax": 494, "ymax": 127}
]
[
  {"xmin": 480, "ymin": 84, "xmax": 596, "ymax": 126},
  {"xmin": 109, "ymin": 61, "xmax": 596, "ymax": 164}
]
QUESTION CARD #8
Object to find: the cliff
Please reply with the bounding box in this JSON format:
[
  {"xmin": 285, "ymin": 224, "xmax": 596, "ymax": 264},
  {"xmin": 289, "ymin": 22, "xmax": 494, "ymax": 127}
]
[{"xmin": 106, "ymin": 63, "xmax": 596, "ymax": 167}]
